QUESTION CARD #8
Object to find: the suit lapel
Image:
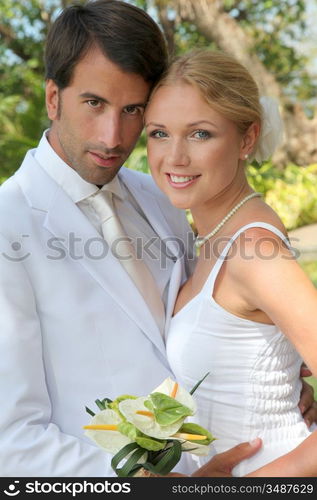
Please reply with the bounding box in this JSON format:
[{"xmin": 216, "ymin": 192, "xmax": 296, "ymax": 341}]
[
  {"xmin": 15, "ymin": 155, "xmax": 166, "ymax": 356},
  {"xmin": 120, "ymin": 169, "xmax": 186, "ymax": 337},
  {"xmin": 120, "ymin": 168, "xmax": 181, "ymax": 260}
]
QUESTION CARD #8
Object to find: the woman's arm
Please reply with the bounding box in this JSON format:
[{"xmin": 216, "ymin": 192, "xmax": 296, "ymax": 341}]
[
  {"xmin": 231, "ymin": 227, "xmax": 317, "ymax": 377},
  {"xmin": 247, "ymin": 430, "xmax": 317, "ymax": 477},
  {"xmin": 224, "ymin": 228, "xmax": 317, "ymax": 477}
]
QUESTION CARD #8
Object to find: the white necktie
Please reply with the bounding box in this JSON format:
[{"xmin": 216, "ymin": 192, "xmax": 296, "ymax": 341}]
[{"xmin": 89, "ymin": 190, "xmax": 165, "ymax": 334}]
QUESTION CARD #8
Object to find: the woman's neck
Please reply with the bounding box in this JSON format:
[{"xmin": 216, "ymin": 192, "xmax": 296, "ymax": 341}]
[{"xmin": 191, "ymin": 180, "xmax": 253, "ymax": 238}]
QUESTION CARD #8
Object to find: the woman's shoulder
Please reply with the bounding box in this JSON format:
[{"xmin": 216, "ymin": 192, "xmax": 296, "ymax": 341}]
[
  {"xmin": 231, "ymin": 198, "xmax": 287, "ymax": 242},
  {"xmin": 223, "ymin": 201, "xmax": 292, "ymax": 274}
]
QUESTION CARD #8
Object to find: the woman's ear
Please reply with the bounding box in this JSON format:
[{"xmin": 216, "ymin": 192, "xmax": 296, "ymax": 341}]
[
  {"xmin": 239, "ymin": 122, "xmax": 260, "ymax": 160},
  {"xmin": 45, "ymin": 79, "xmax": 61, "ymax": 121}
]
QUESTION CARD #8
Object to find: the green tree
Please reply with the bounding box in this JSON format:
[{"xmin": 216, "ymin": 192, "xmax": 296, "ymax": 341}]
[
  {"xmin": 0, "ymin": 0, "xmax": 316, "ymax": 181},
  {"xmin": 0, "ymin": 0, "xmax": 83, "ymax": 181}
]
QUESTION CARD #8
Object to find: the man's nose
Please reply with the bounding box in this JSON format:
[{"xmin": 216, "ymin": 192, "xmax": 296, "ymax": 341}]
[
  {"xmin": 97, "ymin": 111, "xmax": 122, "ymax": 149},
  {"xmin": 167, "ymin": 140, "xmax": 190, "ymax": 168}
]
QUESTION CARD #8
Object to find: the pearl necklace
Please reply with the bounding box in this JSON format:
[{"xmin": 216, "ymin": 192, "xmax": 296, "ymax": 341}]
[{"xmin": 194, "ymin": 192, "xmax": 262, "ymax": 249}]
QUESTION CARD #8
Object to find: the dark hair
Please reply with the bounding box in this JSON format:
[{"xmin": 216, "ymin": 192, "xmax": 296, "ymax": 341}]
[{"xmin": 44, "ymin": 0, "xmax": 168, "ymax": 89}]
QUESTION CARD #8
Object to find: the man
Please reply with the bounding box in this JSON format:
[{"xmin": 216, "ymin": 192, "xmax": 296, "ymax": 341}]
[{"xmin": 0, "ymin": 0, "xmax": 315, "ymax": 477}]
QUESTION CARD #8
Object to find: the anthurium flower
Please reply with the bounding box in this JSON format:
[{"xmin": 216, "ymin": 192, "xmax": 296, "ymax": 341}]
[
  {"xmin": 108, "ymin": 394, "xmax": 138, "ymax": 418},
  {"xmin": 118, "ymin": 396, "xmax": 184, "ymax": 439},
  {"xmin": 84, "ymin": 409, "xmax": 132, "ymax": 454},
  {"xmin": 118, "ymin": 377, "xmax": 198, "ymax": 438},
  {"xmin": 84, "ymin": 407, "xmax": 166, "ymax": 454},
  {"xmin": 83, "ymin": 374, "xmax": 215, "ymax": 476},
  {"xmin": 118, "ymin": 421, "xmax": 167, "ymax": 452},
  {"xmin": 171, "ymin": 423, "xmax": 216, "ymax": 456},
  {"xmin": 143, "ymin": 377, "xmax": 197, "ymax": 427},
  {"xmin": 151, "ymin": 377, "xmax": 197, "ymax": 415},
  {"xmin": 145, "ymin": 393, "xmax": 193, "ymax": 426}
]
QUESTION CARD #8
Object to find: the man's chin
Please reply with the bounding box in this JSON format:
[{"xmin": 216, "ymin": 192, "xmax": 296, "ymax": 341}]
[{"xmin": 80, "ymin": 165, "xmax": 122, "ymax": 186}]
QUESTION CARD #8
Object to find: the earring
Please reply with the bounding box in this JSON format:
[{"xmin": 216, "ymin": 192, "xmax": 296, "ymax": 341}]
[{"xmin": 244, "ymin": 153, "xmax": 249, "ymax": 160}]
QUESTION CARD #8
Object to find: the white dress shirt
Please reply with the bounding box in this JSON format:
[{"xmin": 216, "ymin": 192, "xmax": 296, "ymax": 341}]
[{"xmin": 33, "ymin": 130, "xmax": 171, "ymax": 304}]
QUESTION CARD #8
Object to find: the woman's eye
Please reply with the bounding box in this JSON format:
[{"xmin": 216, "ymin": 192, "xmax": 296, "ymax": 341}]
[
  {"xmin": 193, "ymin": 130, "xmax": 211, "ymax": 140},
  {"xmin": 149, "ymin": 130, "xmax": 168, "ymax": 139}
]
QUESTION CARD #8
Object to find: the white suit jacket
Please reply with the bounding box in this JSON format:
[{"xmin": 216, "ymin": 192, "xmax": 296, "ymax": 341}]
[{"xmin": 0, "ymin": 150, "xmax": 195, "ymax": 476}]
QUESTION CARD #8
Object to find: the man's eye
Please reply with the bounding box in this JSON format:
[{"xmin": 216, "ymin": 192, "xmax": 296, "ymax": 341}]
[
  {"xmin": 87, "ymin": 100, "xmax": 101, "ymax": 108},
  {"xmin": 124, "ymin": 105, "xmax": 143, "ymax": 115},
  {"xmin": 149, "ymin": 130, "xmax": 167, "ymax": 139},
  {"xmin": 193, "ymin": 130, "xmax": 211, "ymax": 140}
]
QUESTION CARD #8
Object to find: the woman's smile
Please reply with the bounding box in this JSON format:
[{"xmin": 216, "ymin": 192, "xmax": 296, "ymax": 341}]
[{"xmin": 167, "ymin": 173, "xmax": 201, "ymax": 189}]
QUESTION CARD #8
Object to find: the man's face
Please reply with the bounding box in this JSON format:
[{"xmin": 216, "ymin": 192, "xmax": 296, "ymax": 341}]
[{"xmin": 46, "ymin": 46, "xmax": 150, "ymax": 185}]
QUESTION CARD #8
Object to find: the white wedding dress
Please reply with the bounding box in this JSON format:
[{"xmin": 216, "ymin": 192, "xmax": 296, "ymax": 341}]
[{"xmin": 166, "ymin": 222, "xmax": 314, "ymax": 476}]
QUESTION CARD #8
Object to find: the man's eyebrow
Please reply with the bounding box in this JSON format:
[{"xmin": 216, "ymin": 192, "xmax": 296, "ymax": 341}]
[
  {"xmin": 79, "ymin": 92, "xmax": 147, "ymax": 108},
  {"xmin": 79, "ymin": 92, "xmax": 109, "ymax": 103}
]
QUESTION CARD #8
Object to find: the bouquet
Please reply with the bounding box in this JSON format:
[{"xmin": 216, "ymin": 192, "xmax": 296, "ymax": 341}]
[{"xmin": 83, "ymin": 374, "xmax": 215, "ymax": 477}]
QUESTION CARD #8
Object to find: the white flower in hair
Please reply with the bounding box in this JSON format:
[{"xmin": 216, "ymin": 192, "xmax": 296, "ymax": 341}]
[{"xmin": 253, "ymin": 96, "xmax": 284, "ymax": 163}]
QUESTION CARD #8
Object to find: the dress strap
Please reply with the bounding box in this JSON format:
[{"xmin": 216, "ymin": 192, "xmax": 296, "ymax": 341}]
[{"xmin": 201, "ymin": 222, "xmax": 291, "ymax": 297}]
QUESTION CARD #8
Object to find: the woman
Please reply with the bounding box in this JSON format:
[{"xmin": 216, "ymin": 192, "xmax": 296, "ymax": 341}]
[{"xmin": 144, "ymin": 49, "xmax": 317, "ymax": 476}]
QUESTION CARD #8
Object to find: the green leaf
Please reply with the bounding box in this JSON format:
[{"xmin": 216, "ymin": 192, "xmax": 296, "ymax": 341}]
[
  {"xmin": 93, "ymin": 397, "xmax": 112, "ymax": 411},
  {"xmin": 85, "ymin": 406, "xmax": 95, "ymax": 417},
  {"xmin": 111, "ymin": 442, "xmax": 141, "ymax": 476},
  {"xmin": 150, "ymin": 392, "xmax": 193, "ymax": 425},
  {"xmin": 189, "ymin": 372, "xmax": 210, "ymax": 395},
  {"xmin": 143, "ymin": 440, "xmax": 182, "ymax": 476},
  {"xmin": 144, "ymin": 399, "xmax": 154, "ymax": 411},
  {"xmin": 95, "ymin": 399, "xmax": 107, "ymax": 411},
  {"xmin": 102, "ymin": 397, "xmax": 113, "ymax": 406},
  {"xmin": 117, "ymin": 447, "xmax": 147, "ymax": 477},
  {"xmin": 135, "ymin": 436, "xmax": 166, "ymax": 452}
]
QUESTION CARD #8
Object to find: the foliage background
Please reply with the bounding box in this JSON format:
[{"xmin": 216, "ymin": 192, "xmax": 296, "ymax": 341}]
[
  {"xmin": 1, "ymin": 0, "xmax": 317, "ymax": 183},
  {"xmin": 2, "ymin": 0, "xmax": 317, "ymax": 231}
]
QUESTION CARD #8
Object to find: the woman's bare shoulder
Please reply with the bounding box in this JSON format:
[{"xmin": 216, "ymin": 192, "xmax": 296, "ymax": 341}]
[{"xmin": 231, "ymin": 198, "xmax": 287, "ymax": 238}]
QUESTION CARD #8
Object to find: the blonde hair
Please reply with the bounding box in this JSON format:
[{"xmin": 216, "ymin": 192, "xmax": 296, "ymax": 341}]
[{"xmin": 150, "ymin": 50, "xmax": 262, "ymax": 135}]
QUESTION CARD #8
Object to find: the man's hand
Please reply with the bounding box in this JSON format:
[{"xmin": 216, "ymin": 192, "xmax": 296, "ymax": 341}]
[
  {"xmin": 299, "ymin": 364, "xmax": 317, "ymax": 428},
  {"xmin": 167, "ymin": 438, "xmax": 262, "ymax": 477}
]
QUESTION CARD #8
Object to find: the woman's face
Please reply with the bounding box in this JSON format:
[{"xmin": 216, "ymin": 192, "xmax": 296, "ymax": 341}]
[{"xmin": 145, "ymin": 82, "xmax": 247, "ymax": 210}]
